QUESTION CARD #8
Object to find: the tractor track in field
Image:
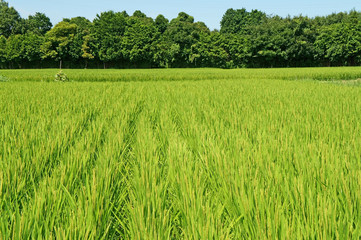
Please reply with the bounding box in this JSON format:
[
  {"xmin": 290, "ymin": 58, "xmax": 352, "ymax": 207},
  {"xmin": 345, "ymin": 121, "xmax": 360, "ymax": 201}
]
[
  {"xmin": 21, "ymin": 109, "xmax": 102, "ymax": 212},
  {"xmin": 0, "ymin": 107, "xmax": 102, "ymax": 218},
  {"xmin": 4, "ymin": 88, "xmax": 128, "ymax": 238}
]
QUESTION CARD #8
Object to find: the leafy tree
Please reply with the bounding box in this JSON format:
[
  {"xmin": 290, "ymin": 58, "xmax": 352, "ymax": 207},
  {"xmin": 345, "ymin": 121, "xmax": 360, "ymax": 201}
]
[
  {"xmin": 155, "ymin": 14, "xmax": 169, "ymax": 34},
  {"xmin": 152, "ymin": 40, "xmax": 173, "ymax": 68},
  {"xmin": 315, "ymin": 19, "xmax": 361, "ymax": 66},
  {"xmin": 164, "ymin": 12, "xmax": 210, "ymax": 67},
  {"xmin": 41, "ymin": 21, "xmax": 78, "ymax": 68},
  {"xmin": 22, "ymin": 33, "xmax": 44, "ymax": 64},
  {"xmin": 122, "ymin": 11, "xmax": 158, "ymax": 67},
  {"xmin": 242, "ymin": 15, "xmax": 315, "ymax": 68},
  {"xmin": 0, "ymin": 0, "xmax": 22, "ymax": 38},
  {"xmin": 177, "ymin": 12, "xmax": 194, "ymax": 23},
  {"xmin": 216, "ymin": 33, "xmax": 248, "ymax": 68},
  {"xmin": 0, "ymin": 35, "xmax": 7, "ymax": 67},
  {"xmin": 189, "ymin": 31, "xmax": 228, "ymax": 68},
  {"xmin": 4, "ymin": 33, "xmax": 44, "ymax": 68},
  {"xmin": 64, "ymin": 16, "xmax": 91, "ymax": 32},
  {"xmin": 132, "ymin": 10, "xmax": 147, "ymax": 18},
  {"xmin": 285, "ymin": 16, "xmax": 316, "ymax": 67},
  {"xmin": 65, "ymin": 17, "xmax": 94, "ymax": 68},
  {"xmin": 91, "ymin": 11, "xmax": 128, "ymax": 68},
  {"xmin": 26, "ymin": 12, "xmax": 52, "ymax": 35},
  {"xmin": 220, "ymin": 8, "xmax": 266, "ymax": 34},
  {"xmin": 4, "ymin": 34, "xmax": 24, "ymax": 68},
  {"xmin": 81, "ymin": 33, "xmax": 94, "ymax": 68}
]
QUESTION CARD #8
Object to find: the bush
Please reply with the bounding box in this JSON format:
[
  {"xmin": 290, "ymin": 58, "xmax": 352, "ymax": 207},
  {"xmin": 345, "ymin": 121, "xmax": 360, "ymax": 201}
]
[{"xmin": 55, "ymin": 71, "xmax": 69, "ymax": 82}]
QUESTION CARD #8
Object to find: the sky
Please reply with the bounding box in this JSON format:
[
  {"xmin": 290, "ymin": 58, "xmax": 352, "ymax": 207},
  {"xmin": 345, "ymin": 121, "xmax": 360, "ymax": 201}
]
[{"xmin": 7, "ymin": 0, "xmax": 361, "ymax": 30}]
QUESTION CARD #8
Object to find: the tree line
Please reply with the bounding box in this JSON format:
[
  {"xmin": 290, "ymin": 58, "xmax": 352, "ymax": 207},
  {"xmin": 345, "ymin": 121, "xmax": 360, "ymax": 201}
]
[{"xmin": 1, "ymin": 0, "xmax": 361, "ymax": 69}]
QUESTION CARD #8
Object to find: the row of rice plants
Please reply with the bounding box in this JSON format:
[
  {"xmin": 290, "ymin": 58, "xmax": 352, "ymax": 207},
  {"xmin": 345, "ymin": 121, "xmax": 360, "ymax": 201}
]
[{"xmin": 1, "ymin": 67, "xmax": 361, "ymax": 82}]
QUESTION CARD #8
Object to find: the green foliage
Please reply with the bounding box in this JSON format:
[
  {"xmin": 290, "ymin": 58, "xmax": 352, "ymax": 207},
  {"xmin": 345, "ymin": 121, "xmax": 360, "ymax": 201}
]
[
  {"xmin": 155, "ymin": 14, "xmax": 169, "ymax": 34},
  {"xmin": 26, "ymin": 12, "xmax": 52, "ymax": 35},
  {"xmin": 65, "ymin": 16, "xmax": 91, "ymax": 32},
  {"xmin": 132, "ymin": 10, "xmax": 147, "ymax": 18},
  {"xmin": 4, "ymin": 34, "xmax": 24, "ymax": 68},
  {"xmin": 91, "ymin": 11, "xmax": 128, "ymax": 66},
  {"xmin": 315, "ymin": 12, "xmax": 361, "ymax": 66},
  {"xmin": 220, "ymin": 8, "xmax": 266, "ymax": 34},
  {"xmin": 2, "ymin": 1, "xmax": 361, "ymax": 69},
  {"xmin": 0, "ymin": 35, "xmax": 6, "ymax": 65},
  {"xmin": 81, "ymin": 33, "xmax": 95, "ymax": 66},
  {"xmin": 22, "ymin": 33, "xmax": 45, "ymax": 62},
  {"xmin": 41, "ymin": 21, "xmax": 81, "ymax": 69},
  {"xmin": 164, "ymin": 12, "xmax": 211, "ymax": 67},
  {"xmin": 0, "ymin": 0, "xmax": 22, "ymax": 38},
  {"xmin": 3, "ymin": 33, "xmax": 44, "ymax": 68},
  {"xmin": 123, "ymin": 14, "xmax": 157, "ymax": 67}
]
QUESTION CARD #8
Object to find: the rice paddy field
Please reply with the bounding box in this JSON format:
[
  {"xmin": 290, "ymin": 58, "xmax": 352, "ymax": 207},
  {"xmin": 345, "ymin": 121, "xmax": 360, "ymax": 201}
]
[{"xmin": 0, "ymin": 68, "xmax": 361, "ymax": 239}]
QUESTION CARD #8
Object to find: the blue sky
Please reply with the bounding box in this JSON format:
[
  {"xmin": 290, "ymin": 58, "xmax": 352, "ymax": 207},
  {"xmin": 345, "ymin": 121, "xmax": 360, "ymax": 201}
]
[{"xmin": 7, "ymin": 0, "xmax": 361, "ymax": 30}]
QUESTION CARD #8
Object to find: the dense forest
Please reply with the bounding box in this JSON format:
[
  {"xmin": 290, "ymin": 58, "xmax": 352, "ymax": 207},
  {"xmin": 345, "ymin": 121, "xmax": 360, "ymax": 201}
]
[{"xmin": 1, "ymin": 0, "xmax": 361, "ymax": 69}]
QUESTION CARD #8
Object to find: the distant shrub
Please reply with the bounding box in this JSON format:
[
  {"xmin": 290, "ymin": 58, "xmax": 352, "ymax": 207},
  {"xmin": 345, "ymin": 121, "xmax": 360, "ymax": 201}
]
[{"xmin": 55, "ymin": 71, "xmax": 69, "ymax": 82}]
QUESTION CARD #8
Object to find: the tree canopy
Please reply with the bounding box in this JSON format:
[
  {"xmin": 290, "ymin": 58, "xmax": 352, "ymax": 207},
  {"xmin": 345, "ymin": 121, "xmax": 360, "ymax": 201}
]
[{"xmin": 1, "ymin": 0, "xmax": 361, "ymax": 69}]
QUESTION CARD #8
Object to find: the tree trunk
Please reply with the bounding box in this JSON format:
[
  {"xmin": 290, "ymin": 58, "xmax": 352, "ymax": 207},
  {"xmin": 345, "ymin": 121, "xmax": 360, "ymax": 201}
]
[{"xmin": 59, "ymin": 60, "xmax": 62, "ymax": 69}]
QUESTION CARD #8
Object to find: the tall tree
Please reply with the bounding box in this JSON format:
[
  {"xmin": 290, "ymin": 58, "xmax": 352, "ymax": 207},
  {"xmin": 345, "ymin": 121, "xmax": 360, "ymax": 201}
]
[
  {"xmin": 64, "ymin": 16, "xmax": 91, "ymax": 32},
  {"xmin": 155, "ymin": 14, "xmax": 169, "ymax": 34},
  {"xmin": 164, "ymin": 12, "xmax": 210, "ymax": 67},
  {"xmin": 91, "ymin": 11, "xmax": 128, "ymax": 68},
  {"xmin": 66, "ymin": 17, "xmax": 94, "ymax": 68},
  {"xmin": 41, "ymin": 21, "xmax": 78, "ymax": 68},
  {"xmin": 0, "ymin": 35, "xmax": 7, "ymax": 67},
  {"xmin": 4, "ymin": 33, "xmax": 44, "ymax": 68},
  {"xmin": 188, "ymin": 31, "xmax": 229, "ymax": 68},
  {"xmin": 220, "ymin": 8, "xmax": 266, "ymax": 34},
  {"xmin": 122, "ymin": 11, "xmax": 158, "ymax": 67},
  {"xmin": 315, "ymin": 18, "xmax": 361, "ymax": 66},
  {"xmin": 0, "ymin": 0, "xmax": 22, "ymax": 38},
  {"xmin": 22, "ymin": 33, "xmax": 44, "ymax": 64},
  {"xmin": 285, "ymin": 16, "xmax": 316, "ymax": 67},
  {"xmin": 26, "ymin": 12, "xmax": 52, "ymax": 35},
  {"xmin": 4, "ymin": 34, "xmax": 23, "ymax": 68}
]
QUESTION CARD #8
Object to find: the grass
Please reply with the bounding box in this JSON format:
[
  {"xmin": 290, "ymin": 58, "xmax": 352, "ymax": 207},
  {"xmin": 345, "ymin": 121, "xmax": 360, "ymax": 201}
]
[{"xmin": 0, "ymin": 68, "xmax": 361, "ymax": 239}]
